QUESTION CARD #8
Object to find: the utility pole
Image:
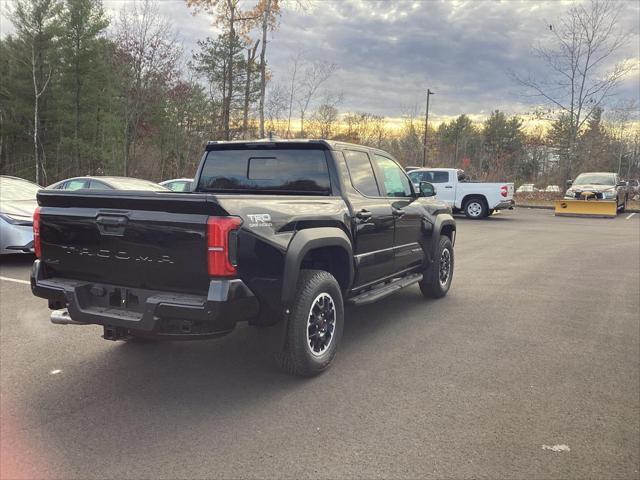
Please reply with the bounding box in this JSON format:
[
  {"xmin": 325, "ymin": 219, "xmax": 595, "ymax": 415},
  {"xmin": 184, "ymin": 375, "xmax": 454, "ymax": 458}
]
[{"xmin": 422, "ymin": 89, "xmax": 434, "ymax": 167}]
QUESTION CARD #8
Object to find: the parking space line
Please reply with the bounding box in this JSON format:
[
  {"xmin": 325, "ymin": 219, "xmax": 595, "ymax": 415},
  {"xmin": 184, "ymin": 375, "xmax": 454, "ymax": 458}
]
[
  {"xmin": 0, "ymin": 276, "xmax": 30, "ymax": 285},
  {"xmin": 626, "ymin": 213, "xmax": 636, "ymax": 220}
]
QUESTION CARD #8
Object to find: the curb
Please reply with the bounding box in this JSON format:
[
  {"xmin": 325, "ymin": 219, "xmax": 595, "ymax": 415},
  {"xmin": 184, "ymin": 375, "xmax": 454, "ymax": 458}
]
[{"xmin": 517, "ymin": 204, "xmax": 640, "ymax": 213}]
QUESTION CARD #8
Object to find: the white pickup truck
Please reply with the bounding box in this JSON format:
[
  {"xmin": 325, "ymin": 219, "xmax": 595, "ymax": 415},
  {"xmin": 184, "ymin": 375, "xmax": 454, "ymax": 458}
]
[{"xmin": 408, "ymin": 168, "xmax": 515, "ymax": 219}]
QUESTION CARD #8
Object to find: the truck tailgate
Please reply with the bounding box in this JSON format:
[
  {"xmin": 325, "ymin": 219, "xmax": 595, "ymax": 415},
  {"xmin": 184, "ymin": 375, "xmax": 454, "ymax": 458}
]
[{"xmin": 37, "ymin": 190, "xmax": 227, "ymax": 294}]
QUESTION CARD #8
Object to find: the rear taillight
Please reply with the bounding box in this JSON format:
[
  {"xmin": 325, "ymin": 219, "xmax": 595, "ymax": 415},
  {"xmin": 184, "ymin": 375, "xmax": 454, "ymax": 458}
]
[
  {"xmin": 500, "ymin": 185, "xmax": 508, "ymax": 197},
  {"xmin": 33, "ymin": 207, "xmax": 41, "ymax": 258},
  {"xmin": 207, "ymin": 216, "xmax": 242, "ymax": 277}
]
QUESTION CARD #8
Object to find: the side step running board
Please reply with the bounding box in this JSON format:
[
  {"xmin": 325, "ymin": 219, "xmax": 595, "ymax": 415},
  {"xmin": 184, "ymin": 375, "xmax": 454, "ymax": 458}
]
[{"xmin": 348, "ymin": 273, "xmax": 422, "ymax": 307}]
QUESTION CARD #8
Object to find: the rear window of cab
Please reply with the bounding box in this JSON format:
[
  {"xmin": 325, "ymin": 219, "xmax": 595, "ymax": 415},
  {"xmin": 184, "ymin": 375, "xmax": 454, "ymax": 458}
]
[{"xmin": 198, "ymin": 148, "xmax": 331, "ymax": 195}]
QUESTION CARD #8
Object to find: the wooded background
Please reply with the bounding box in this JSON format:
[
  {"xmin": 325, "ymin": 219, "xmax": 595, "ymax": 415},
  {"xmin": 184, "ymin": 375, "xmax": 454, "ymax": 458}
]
[{"xmin": 1, "ymin": 0, "xmax": 638, "ymax": 186}]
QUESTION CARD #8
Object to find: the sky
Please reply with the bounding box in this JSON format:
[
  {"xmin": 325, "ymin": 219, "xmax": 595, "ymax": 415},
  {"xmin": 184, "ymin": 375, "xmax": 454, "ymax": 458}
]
[{"xmin": 1, "ymin": 0, "xmax": 639, "ymax": 122}]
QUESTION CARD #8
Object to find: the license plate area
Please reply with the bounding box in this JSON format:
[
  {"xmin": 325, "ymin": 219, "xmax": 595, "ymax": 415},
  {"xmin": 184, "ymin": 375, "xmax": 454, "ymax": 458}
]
[{"xmin": 76, "ymin": 283, "xmax": 146, "ymax": 315}]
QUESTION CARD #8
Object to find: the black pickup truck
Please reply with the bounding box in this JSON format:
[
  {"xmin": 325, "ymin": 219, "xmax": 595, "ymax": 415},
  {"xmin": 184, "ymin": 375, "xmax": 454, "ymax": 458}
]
[{"xmin": 31, "ymin": 140, "xmax": 456, "ymax": 376}]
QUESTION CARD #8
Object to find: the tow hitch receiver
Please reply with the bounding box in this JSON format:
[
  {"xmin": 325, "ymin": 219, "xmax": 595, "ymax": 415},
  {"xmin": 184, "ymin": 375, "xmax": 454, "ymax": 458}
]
[{"xmin": 103, "ymin": 325, "xmax": 128, "ymax": 341}]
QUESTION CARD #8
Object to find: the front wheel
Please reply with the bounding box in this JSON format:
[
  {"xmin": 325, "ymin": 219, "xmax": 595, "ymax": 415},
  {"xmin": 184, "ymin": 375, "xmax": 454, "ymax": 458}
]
[
  {"xmin": 419, "ymin": 235, "xmax": 454, "ymax": 298},
  {"xmin": 275, "ymin": 270, "xmax": 344, "ymax": 377},
  {"xmin": 463, "ymin": 198, "xmax": 487, "ymax": 219},
  {"xmin": 619, "ymin": 196, "xmax": 627, "ymax": 213}
]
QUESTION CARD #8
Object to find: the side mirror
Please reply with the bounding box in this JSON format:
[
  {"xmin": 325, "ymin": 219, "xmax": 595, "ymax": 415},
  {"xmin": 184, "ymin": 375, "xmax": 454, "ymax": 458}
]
[
  {"xmin": 419, "ymin": 181, "xmax": 436, "ymax": 197},
  {"xmin": 566, "ymin": 179, "xmax": 573, "ymax": 187}
]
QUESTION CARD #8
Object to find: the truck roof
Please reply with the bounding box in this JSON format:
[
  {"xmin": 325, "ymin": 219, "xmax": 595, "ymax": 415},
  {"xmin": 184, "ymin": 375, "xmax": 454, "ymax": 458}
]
[
  {"xmin": 408, "ymin": 167, "xmax": 461, "ymax": 172},
  {"xmin": 204, "ymin": 138, "xmax": 393, "ymax": 157}
]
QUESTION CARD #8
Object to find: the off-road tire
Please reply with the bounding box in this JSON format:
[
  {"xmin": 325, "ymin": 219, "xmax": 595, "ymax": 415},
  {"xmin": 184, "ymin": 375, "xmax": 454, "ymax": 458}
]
[
  {"xmin": 463, "ymin": 197, "xmax": 488, "ymax": 219},
  {"xmin": 275, "ymin": 269, "xmax": 344, "ymax": 377},
  {"xmin": 419, "ymin": 235, "xmax": 454, "ymax": 298}
]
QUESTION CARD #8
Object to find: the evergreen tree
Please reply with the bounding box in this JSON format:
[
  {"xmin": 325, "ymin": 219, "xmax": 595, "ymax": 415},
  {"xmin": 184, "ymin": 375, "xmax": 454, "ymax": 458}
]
[{"xmin": 59, "ymin": 0, "xmax": 108, "ymax": 172}]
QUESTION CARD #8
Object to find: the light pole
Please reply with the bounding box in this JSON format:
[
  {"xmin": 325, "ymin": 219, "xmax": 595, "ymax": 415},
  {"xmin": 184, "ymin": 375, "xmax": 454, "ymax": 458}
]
[{"xmin": 422, "ymin": 89, "xmax": 434, "ymax": 167}]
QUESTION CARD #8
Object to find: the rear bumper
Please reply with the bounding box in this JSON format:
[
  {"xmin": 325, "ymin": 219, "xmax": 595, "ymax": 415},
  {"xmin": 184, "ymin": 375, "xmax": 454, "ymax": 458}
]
[
  {"xmin": 494, "ymin": 199, "xmax": 515, "ymax": 210},
  {"xmin": 30, "ymin": 260, "xmax": 259, "ymax": 339}
]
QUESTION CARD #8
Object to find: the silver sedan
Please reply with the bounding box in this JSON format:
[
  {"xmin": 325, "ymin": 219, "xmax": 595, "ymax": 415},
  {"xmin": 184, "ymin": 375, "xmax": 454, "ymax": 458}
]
[{"xmin": 0, "ymin": 176, "xmax": 40, "ymax": 255}]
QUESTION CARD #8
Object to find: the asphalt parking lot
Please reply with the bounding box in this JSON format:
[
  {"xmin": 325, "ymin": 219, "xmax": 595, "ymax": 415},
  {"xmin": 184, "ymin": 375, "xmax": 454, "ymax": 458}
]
[{"xmin": 1, "ymin": 208, "xmax": 639, "ymax": 479}]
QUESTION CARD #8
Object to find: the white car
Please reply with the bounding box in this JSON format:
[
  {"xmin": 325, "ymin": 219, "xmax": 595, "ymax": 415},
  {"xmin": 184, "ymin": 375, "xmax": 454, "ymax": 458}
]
[
  {"xmin": 408, "ymin": 168, "xmax": 515, "ymax": 219},
  {"xmin": 545, "ymin": 185, "xmax": 561, "ymax": 193},
  {"xmin": 516, "ymin": 184, "xmax": 537, "ymax": 193}
]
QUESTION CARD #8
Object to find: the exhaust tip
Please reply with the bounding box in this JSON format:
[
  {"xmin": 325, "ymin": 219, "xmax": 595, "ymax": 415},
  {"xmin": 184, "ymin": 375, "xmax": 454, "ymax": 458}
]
[{"xmin": 50, "ymin": 308, "xmax": 86, "ymax": 325}]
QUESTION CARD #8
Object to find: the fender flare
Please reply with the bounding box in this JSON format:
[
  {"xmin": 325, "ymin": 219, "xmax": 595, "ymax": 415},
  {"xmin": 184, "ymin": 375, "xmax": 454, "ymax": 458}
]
[
  {"xmin": 430, "ymin": 214, "xmax": 456, "ymax": 262},
  {"xmin": 281, "ymin": 227, "xmax": 353, "ymax": 305}
]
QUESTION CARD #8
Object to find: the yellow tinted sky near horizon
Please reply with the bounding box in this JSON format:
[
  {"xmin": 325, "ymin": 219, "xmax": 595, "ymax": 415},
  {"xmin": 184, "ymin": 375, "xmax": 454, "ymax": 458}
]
[{"xmin": 280, "ymin": 114, "xmax": 639, "ymax": 137}]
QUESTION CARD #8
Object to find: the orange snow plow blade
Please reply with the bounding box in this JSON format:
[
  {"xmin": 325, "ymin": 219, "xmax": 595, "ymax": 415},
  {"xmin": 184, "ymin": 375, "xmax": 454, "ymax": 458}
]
[{"xmin": 554, "ymin": 199, "xmax": 617, "ymax": 218}]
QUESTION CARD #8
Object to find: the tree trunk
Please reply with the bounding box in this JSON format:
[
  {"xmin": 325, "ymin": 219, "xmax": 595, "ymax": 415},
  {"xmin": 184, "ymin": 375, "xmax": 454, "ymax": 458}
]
[
  {"xmin": 31, "ymin": 47, "xmax": 40, "ymax": 185},
  {"xmin": 286, "ymin": 62, "xmax": 297, "ymax": 138},
  {"xmin": 74, "ymin": 32, "xmax": 81, "ymax": 173},
  {"xmin": 224, "ymin": 0, "xmax": 236, "ymax": 141},
  {"xmin": 123, "ymin": 105, "xmax": 129, "ymax": 176},
  {"xmin": 243, "ymin": 57, "xmax": 251, "ymax": 139},
  {"xmin": 243, "ymin": 41, "xmax": 259, "ymax": 139},
  {"xmin": 258, "ymin": 0, "xmax": 271, "ymax": 138}
]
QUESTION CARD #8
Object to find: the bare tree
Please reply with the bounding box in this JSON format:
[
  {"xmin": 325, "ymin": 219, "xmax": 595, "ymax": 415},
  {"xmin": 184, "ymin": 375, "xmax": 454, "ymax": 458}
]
[
  {"xmin": 512, "ymin": 0, "xmax": 635, "ymax": 180},
  {"xmin": 607, "ymin": 99, "xmax": 638, "ymax": 175},
  {"xmin": 116, "ymin": 0, "xmax": 181, "ymax": 175},
  {"xmin": 310, "ymin": 92, "xmax": 343, "ymax": 138},
  {"xmin": 11, "ymin": 0, "xmax": 61, "ymax": 185},
  {"xmin": 242, "ymin": 40, "xmax": 259, "ymax": 138},
  {"xmin": 285, "ymin": 51, "xmax": 303, "ymax": 138},
  {"xmin": 254, "ymin": 0, "xmax": 281, "ymax": 138},
  {"xmin": 265, "ymin": 82, "xmax": 288, "ymax": 135},
  {"xmin": 296, "ymin": 60, "xmax": 336, "ymax": 137}
]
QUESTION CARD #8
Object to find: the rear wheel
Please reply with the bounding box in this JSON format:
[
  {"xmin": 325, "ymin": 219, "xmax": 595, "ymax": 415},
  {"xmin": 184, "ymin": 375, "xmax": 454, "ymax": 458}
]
[
  {"xmin": 463, "ymin": 197, "xmax": 487, "ymax": 219},
  {"xmin": 419, "ymin": 235, "xmax": 454, "ymax": 298},
  {"xmin": 275, "ymin": 269, "xmax": 344, "ymax": 377}
]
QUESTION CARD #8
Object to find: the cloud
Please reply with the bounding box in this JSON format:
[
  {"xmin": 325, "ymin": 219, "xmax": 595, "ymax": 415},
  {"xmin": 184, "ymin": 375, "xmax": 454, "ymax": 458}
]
[
  {"xmin": 264, "ymin": 0, "xmax": 639, "ymax": 118},
  {"xmin": 1, "ymin": 0, "xmax": 638, "ymax": 119}
]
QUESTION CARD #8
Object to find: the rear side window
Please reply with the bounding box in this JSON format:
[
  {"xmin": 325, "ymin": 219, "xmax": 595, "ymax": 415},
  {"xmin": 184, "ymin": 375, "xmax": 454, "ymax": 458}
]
[
  {"xmin": 431, "ymin": 171, "xmax": 449, "ymax": 183},
  {"xmin": 65, "ymin": 179, "xmax": 88, "ymax": 190},
  {"xmin": 343, "ymin": 150, "xmax": 380, "ymax": 197},
  {"xmin": 424, "ymin": 171, "xmax": 449, "ymax": 183},
  {"xmin": 198, "ymin": 149, "xmax": 331, "ymax": 195},
  {"xmin": 410, "ymin": 171, "xmax": 449, "ymax": 183},
  {"xmin": 167, "ymin": 181, "xmax": 191, "ymax": 192},
  {"xmin": 89, "ymin": 180, "xmax": 112, "ymax": 190}
]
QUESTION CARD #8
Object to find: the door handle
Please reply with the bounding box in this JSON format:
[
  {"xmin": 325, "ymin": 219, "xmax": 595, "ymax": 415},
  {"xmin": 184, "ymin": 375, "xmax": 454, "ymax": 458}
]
[
  {"xmin": 96, "ymin": 215, "xmax": 128, "ymax": 236},
  {"xmin": 355, "ymin": 209, "xmax": 372, "ymax": 222},
  {"xmin": 96, "ymin": 216, "xmax": 127, "ymax": 226},
  {"xmin": 444, "ymin": 186, "xmax": 453, "ymax": 189},
  {"xmin": 392, "ymin": 208, "xmax": 406, "ymax": 218}
]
